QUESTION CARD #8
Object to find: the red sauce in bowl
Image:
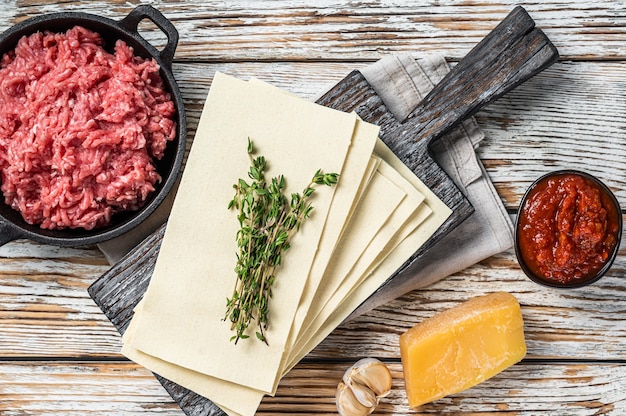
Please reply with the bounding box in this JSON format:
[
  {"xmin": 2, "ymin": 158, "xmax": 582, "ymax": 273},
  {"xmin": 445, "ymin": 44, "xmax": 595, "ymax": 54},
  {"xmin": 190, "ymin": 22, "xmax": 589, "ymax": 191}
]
[{"xmin": 516, "ymin": 171, "xmax": 621, "ymax": 287}]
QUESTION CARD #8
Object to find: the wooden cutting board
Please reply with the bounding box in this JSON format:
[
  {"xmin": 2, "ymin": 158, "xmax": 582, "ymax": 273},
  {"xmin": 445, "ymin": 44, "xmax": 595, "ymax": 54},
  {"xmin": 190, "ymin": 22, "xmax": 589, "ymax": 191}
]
[{"xmin": 88, "ymin": 6, "xmax": 558, "ymax": 415}]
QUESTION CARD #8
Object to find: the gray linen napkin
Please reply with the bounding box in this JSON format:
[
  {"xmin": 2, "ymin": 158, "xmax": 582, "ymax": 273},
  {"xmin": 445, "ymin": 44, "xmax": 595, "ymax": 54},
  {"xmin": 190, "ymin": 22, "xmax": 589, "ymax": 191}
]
[
  {"xmin": 98, "ymin": 53, "xmax": 514, "ymax": 319},
  {"xmin": 350, "ymin": 53, "xmax": 514, "ymax": 317}
]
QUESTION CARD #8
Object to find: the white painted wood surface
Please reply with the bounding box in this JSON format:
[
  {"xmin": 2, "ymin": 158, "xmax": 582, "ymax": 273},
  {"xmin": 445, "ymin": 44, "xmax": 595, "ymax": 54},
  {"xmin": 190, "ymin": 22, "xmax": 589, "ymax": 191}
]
[{"xmin": 0, "ymin": 0, "xmax": 625, "ymax": 414}]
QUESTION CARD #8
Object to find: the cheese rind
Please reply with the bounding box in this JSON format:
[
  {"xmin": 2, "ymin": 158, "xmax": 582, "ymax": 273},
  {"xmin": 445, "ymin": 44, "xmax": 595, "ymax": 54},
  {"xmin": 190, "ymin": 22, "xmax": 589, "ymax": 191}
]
[{"xmin": 399, "ymin": 292, "xmax": 526, "ymax": 408}]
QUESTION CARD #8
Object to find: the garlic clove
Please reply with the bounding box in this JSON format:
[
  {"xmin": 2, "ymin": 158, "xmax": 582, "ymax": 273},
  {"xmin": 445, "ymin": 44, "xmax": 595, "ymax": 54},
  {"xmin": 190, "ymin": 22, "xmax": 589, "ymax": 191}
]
[
  {"xmin": 350, "ymin": 358, "xmax": 393, "ymax": 398},
  {"xmin": 337, "ymin": 358, "xmax": 393, "ymax": 416},
  {"xmin": 344, "ymin": 358, "xmax": 393, "ymax": 398},
  {"xmin": 349, "ymin": 380, "xmax": 379, "ymax": 408},
  {"xmin": 336, "ymin": 381, "xmax": 374, "ymax": 416}
]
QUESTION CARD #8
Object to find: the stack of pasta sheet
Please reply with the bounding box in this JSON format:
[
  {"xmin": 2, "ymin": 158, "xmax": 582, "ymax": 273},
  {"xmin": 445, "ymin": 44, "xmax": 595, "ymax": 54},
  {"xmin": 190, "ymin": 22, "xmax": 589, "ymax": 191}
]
[{"xmin": 122, "ymin": 72, "xmax": 451, "ymax": 416}]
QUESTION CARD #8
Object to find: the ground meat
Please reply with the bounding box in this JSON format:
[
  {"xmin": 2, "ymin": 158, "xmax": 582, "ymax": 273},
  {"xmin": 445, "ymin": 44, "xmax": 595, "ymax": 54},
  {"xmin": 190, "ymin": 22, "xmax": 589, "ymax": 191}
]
[{"xmin": 0, "ymin": 26, "xmax": 176, "ymax": 230}]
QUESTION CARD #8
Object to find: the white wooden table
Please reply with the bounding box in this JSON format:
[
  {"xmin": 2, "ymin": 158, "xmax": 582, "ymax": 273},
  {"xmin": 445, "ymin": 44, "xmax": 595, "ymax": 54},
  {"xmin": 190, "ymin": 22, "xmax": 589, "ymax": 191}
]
[{"xmin": 1, "ymin": 1, "xmax": 625, "ymax": 414}]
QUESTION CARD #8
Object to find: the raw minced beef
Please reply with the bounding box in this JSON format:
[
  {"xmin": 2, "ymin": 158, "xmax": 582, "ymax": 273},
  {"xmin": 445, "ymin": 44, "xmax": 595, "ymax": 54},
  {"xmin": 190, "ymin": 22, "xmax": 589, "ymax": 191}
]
[{"xmin": 0, "ymin": 26, "xmax": 176, "ymax": 230}]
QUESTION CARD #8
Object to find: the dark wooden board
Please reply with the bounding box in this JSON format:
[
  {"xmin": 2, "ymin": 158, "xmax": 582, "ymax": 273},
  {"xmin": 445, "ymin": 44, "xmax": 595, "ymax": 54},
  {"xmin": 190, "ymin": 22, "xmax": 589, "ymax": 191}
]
[
  {"xmin": 315, "ymin": 5, "xmax": 558, "ymax": 295},
  {"xmin": 88, "ymin": 6, "xmax": 558, "ymax": 416}
]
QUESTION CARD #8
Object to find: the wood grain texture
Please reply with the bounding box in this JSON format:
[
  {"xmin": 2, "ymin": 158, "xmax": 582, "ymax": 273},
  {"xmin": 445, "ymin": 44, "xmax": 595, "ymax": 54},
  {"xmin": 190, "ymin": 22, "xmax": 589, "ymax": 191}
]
[
  {"xmin": 1, "ymin": 360, "xmax": 625, "ymax": 415},
  {"xmin": 0, "ymin": 60, "xmax": 624, "ymax": 358},
  {"xmin": 168, "ymin": 59, "xmax": 626, "ymax": 210},
  {"xmin": 0, "ymin": 361, "xmax": 183, "ymax": 415},
  {"xmin": 86, "ymin": 226, "xmax": 626, "ymax": 361},
  {"xmin": 0, "ymin": 60, "xmax": 619, "ymax": 214},
  {"xmin": 312, "ymin": 244, "xmax": 626, "ymax": 361},
  {"xmin": 88, "ymin": 13, "xmax": 561, "ymax": 411},
  {"xmin": 0, "ymin": 60, "xmax": 623, "ymax": 359},
  {"xmin": 262, "ymin": 362, "xmax": 626, "ymax": 415},
  {"xmin": 1, "ymin": 0, "xmax": 625, "ymax": 414},
  {"xmin": 214, "ymin": 61, "xmax": 626, "ymax": 209},
  {"xmin": 2, "ymin": 1, "xmax": 625, "ymax": 61},
  {"xmin": 0, "ymin": 240, "xmax": 115, "ymax": 357},
  {"xmin": 1, "ymin": 223, "xmax": 623, "ymax": 362}
]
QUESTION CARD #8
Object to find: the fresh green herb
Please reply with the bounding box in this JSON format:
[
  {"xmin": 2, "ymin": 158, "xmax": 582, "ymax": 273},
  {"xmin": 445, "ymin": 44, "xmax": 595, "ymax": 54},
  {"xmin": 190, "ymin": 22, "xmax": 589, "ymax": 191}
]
[{"xmin": 224, "ymin": 138, "xmax": 339, "ymax": 345}]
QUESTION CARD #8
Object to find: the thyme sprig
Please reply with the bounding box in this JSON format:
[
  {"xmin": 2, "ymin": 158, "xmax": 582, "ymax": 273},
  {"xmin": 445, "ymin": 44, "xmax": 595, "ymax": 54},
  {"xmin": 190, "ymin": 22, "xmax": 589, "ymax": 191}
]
[{"xmin": 225, "ymin": 138, "xmax": 339, "ymax": 345}]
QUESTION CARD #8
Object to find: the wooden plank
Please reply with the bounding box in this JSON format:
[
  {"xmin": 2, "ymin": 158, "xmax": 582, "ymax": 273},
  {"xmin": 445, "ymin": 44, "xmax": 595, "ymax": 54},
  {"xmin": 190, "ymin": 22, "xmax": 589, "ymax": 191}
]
[
  {"xmin": 87, "ymin": 14, "xmax": 560, "ymax": 412},
  {"xmin": 86, "ymin": 230, "xmax": 626, "ymax": 362},
  {"xmin": 3, "ymin": 238, "xmax": 625, "ymax": 361},
  {"xmin": 1, "ymin": 360, "xmax": 625, "ymax": 415},
  {"xmin": 0, "ymin": 240, "xmax": 119, "ymax": 357},
  {"xmin": 1, "ymin": 0, "xmax": 624, "ymax": 61},
  {"xmin": 0, "ymin": 57, "xmax": 624, "ymax": 359},
  {"xmin": 14, "ymin": 56, "xmax": 612, "ymax": 213},
  {"xmin": 0, "ymin": 1, "xmax": 622, "ymax": 414},
  {"xmin": 0, "ymin": 361, "xmax": 183, "ymax": 415},
  {"xmin": 286, "ymin": 5, "xmax": 557, "ymax": 295},
  {"xmin": 309, "ymin": 246, "xmax": 626, "ymax": 361},
  {"xmin": 263, "ymin": 361, "xmax": 626, "ymax": 414},
  {"xmin": 171, "ymin": 60, "xmax": 626, "ymax": 209},
  {"xmin": 475, "ymin": 60, "xmax": 626, "ymax": 209}
]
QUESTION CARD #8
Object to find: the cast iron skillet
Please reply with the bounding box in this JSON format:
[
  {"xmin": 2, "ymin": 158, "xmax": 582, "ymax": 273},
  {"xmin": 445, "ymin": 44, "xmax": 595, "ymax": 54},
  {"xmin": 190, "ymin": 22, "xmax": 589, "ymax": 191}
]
[{"xmin": 0, "ymin": 5, "xmax": 187, "ymax": 246}]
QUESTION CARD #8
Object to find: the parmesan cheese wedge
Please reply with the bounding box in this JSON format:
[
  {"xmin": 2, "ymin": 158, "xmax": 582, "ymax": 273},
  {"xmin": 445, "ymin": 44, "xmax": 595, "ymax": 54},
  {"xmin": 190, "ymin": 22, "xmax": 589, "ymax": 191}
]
[{"xmin": 399, "ymin": 292, "xmax": 526, "ymax": 409}]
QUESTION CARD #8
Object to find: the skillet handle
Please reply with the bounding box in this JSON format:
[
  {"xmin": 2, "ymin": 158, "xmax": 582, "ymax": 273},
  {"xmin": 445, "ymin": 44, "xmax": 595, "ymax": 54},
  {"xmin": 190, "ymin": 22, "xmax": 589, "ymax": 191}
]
[
  {"xmin": 0, "ymin": 220, "xmax": 20, "ymax": 247},
  {"xmin": 119, "ymin": 5, "xmax": 179, "ymax": 70},
  {"xmin": 402, "ymin": 6, "xmax": 559, "ymax": 144}
]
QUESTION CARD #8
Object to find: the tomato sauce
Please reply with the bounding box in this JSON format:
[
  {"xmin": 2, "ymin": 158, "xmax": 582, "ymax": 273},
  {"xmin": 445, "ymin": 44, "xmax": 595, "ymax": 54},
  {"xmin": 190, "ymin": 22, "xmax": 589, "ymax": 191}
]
[{"xmin": 517, "ymin": 172, "xmax": 621, "ymax": 285}]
